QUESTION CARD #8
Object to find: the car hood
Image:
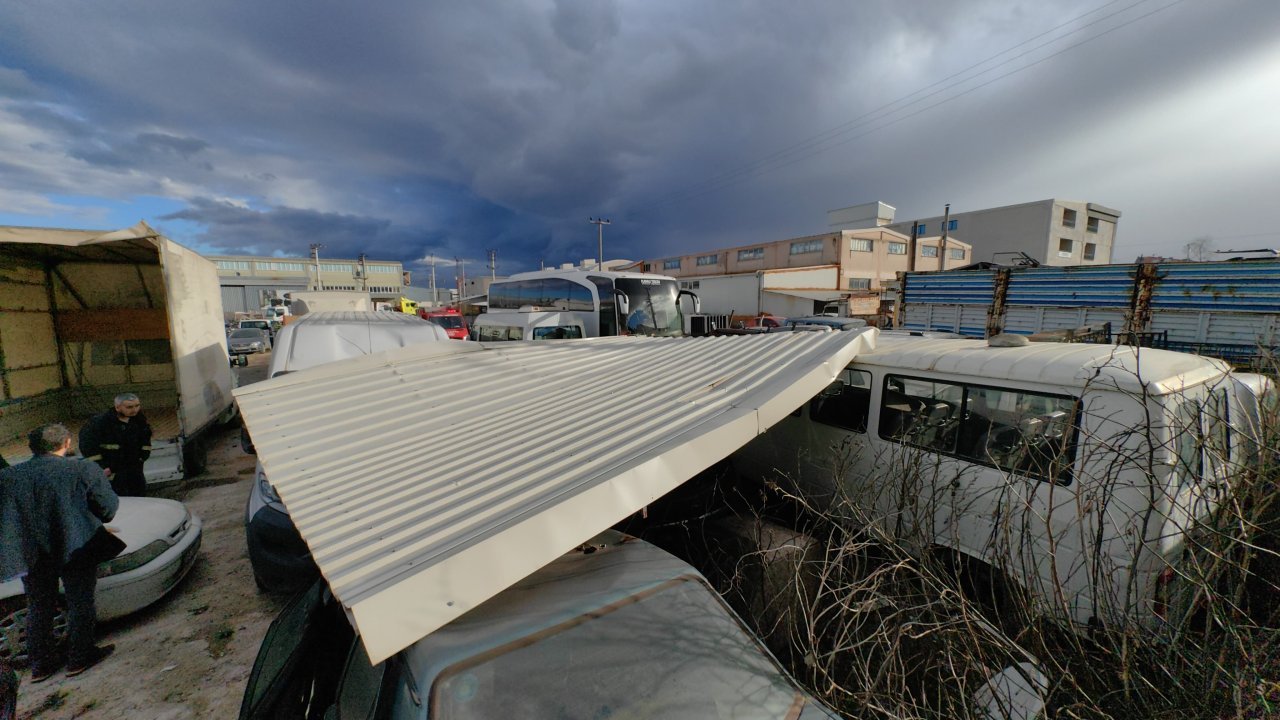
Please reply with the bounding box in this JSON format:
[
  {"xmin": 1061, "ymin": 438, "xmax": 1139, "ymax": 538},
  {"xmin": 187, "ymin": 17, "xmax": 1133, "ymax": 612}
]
[{"xmin": 104, "ymin": 497, "xmax": 190, "ymax": 553}]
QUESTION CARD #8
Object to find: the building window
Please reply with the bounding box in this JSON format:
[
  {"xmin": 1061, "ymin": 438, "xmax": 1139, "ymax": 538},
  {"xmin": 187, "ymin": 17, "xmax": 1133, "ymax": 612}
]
[
  {"xmin": 921, "ymin": 246, "xmax": 939, "ymax": 258},
  {"xmin": 849, "ymin": 238, "xmax": 873, "ymax": 253},
  {"xmin": 320, "ymin": 262, "xmax": 353, "ymax": 273},
  {"xmin": 368, "ymin": 264, "xmax": 397, "ymax": 274},
  {"xmin": 790, "ymin": 239, "xmax": 823, "ymax": 255},
  {"xmin": 663, "ymin": 258, "xmax": 681, "ymax": 270},
  {"xmin": 887, "ymin": 242, "xmax": 907, "ymax": 255},
  {"xmin": 737, "ymin": 247, "xmax": 764, "ymax": 261},
  {"xmin": 947, "ymin": 248, "xmax": 965, "ymax": 260},
  {"xmin": 1083, "ymin": 243, "xmax": 1096, "ymax": 261},
  {"xmin": 216, "ymin": 260, "xmax": 250, "ymax": 271},
  {"xmin": 915, "ymin": 223, "xmax": 926, "ymax": 235},
  {"xmin": 642, "ymin": 263, "xmax": 651, "ymax": 272},
  {"xmin": 1087, "ymin": 217, "xmax": 1100, "ymax": 233},
  {"xmin": 690, "ymin": 281, "xmax": 700, "ymax": 289},
  {"xmin": 696, "ymin": 254, "xmax": 718, "ymax": 266},
  {"xmin": 1058, "ymin": 238, "xmax": 1073, "ymax": 256},
  {"xmin": 947, "ymin": 219, "xmax": 958, "ymax": 232},
  {"xmin": 848, "ymin": 278, "xmax": 872, "ymax": 290},
  {"xmin": 1062, "ymin": 208, "xmax": 1077, "ymax": 228},
  {"xmin": 258, "ymin": 261, "xmax": 306, "ymax": 272}
]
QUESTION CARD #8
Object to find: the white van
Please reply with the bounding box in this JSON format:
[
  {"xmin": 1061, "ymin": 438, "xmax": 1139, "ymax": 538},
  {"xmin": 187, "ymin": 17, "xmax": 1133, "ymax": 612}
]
[
  {"xmin": 245, "ymin": 311, "xmax": 450, "ymax": 590},
  {"xmin": 266, "ymin": 310, "xmax": 450, "ymax": 378},
  {"xmin": 733, "ymin": 334, "xmax": 1258, "ymax": 630}
]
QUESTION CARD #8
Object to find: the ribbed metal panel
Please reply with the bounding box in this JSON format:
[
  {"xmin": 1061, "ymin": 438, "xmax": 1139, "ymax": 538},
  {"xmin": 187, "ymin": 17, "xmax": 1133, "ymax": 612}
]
[
  {"xmin": 902, "ymin": 304, "xmax": 986, "ymax": 337},
  {"xmin": 234, "ymin": 331, "xmax": 873, "ymax": 663},
  {"xmin": 1150, "ymin": 259, "xmax": 1280, "ymax": 313},
  {"xmin": 901, "ymin": 270, "xmax": 995, "ymax": 305},
  {"xmin": 1005, "ymin": 265, "xmax": 1136, "ymax": 307}
]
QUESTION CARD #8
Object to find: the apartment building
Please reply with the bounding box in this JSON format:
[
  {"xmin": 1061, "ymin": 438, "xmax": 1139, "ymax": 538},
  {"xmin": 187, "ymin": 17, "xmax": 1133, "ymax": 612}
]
[
  {"xmin": 876, "ymin": 199, "xmax": 1120, "ymax": 266},
  {"xmin": 209, "ymin": 254, "xmax": 406, "ymax": 316},
  {"xmin": 628, "ymin": 229, "xmax": 971, "ymax": 320}
]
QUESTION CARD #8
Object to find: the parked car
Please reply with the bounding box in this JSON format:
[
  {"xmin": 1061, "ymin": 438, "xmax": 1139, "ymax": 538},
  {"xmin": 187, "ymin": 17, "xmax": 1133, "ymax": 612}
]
[
  {"xmin": 245, "ymin": 312, "xmax": 451, "ymax": 592},
  {"xmin": 238, "ymin": 318, "xmax": 275, "ymax": 339},
  {"xmin": 741, "ymin": 315, "xmax": 787, "ymax": 331},
  {"xmin": 228, "ymin": 328, "xmax": 272, "ymax": 356},
  {"xmin": 785, "ymin": 316, "xmax": 868, "ymax": 331},
  {"xmin": 239, "ymin": 531, "xmax": 841, "ymax": 719},
  {"xmin": 0, "ymin": 497, "xmax": 203, "ymax": 666}
]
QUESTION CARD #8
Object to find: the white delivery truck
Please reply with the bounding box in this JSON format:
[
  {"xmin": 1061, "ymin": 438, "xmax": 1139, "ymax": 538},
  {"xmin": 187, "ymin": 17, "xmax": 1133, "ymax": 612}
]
[{"xmin": 0, "ymin": 222, "xmax": 236, "ymax": 482}]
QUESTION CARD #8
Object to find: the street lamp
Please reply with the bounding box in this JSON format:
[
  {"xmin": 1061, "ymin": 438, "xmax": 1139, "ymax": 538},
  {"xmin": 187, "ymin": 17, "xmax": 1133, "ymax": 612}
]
[{"xmin": 588, "ymin": 217, "xmax": 611, "ymax": 270}]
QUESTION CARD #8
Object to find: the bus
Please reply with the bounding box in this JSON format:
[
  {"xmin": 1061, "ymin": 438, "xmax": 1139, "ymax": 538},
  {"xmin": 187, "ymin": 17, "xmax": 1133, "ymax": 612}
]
[{"xmin": 474, "ymin": 269, "xmax": 699, "ymax": 341}]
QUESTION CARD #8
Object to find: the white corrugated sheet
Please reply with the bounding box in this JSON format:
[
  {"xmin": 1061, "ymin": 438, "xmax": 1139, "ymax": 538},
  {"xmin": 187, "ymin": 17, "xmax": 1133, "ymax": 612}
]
[{"xmin": 234, "ymin": 330, "xmax": 875, "ymax": 663}]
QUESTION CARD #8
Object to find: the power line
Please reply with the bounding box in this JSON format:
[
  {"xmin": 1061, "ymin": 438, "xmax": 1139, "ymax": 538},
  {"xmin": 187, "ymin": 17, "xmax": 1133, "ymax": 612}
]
[{"xmin": 631, "ymin": 0, "xmax": 1184, "ymax": 216}]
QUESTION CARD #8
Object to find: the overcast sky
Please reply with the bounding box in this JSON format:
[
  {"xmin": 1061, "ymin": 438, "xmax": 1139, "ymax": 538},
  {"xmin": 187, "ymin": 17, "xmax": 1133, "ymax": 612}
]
[{"xmin": 2, "ymin": 0, "xmax": 1278, "ymax": 282}]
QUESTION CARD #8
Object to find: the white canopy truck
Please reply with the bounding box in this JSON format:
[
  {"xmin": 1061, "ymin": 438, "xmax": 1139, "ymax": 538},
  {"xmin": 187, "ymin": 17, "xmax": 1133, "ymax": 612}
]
[{"xmin": 0, "ymin": 222, "xmax": 235, "ymax": 483}]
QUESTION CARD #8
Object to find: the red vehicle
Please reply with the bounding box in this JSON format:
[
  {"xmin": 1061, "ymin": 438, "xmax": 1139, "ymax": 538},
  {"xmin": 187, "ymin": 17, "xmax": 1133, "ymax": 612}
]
[
  {"xmin": 741, "ymin": 315, "xmax": 786, "ymax": 331},
  {"xmin": 418, "ymin": 307, "xmax": 469, "ymax": 340}
]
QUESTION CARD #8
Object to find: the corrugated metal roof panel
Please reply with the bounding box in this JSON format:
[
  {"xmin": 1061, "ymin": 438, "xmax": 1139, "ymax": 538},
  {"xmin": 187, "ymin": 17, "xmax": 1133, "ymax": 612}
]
[{"xmin": 234, "ymin": 331, "xmax": 874, "ymax": 663}]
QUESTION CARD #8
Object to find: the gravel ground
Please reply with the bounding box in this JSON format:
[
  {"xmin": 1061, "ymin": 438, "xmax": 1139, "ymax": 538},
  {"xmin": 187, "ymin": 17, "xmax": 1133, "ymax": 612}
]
[{"xmin": 14, "ymin": 352, "xmax": 287, "ymax": 720}]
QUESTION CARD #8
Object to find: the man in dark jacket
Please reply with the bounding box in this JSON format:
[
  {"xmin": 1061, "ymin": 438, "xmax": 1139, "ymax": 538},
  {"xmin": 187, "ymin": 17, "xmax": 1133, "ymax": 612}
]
[
  {"xmin": 79, "ymin": 393, "xmax": 152, "ymax": 497},
  {"xmin": 0, "ymin": 424, "xmax": 119, "ymax": 682}
]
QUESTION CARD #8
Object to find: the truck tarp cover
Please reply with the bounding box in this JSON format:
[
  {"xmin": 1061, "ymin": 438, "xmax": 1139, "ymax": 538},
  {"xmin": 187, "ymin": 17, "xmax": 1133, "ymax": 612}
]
[{"xmin": 234, "ymin": 330, "xmax": 876, "ymax": 663}]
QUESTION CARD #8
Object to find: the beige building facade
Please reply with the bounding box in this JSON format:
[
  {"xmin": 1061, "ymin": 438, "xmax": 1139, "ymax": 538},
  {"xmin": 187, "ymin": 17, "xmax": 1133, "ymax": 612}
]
[
  {"xmin": 631, "ymin": 228, "xmax": 972, "ymax": 293},
  {"xmin": 877, "ymin": 199, "xmax": 1120, "ymax": 267}
]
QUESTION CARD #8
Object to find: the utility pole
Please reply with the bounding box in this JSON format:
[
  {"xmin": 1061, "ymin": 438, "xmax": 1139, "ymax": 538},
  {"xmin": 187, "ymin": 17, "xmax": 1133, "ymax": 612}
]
[
  {"xmin": 309, "ymin": 243, "xmax": 325, "ymax": 290},
  {"xmin": 487, "ymin": 249, "xmax": 497, "ymax": 280},
  {"xmin": 357, "ymin": 253, "xmax": 368, "ymax": 291},
  {"xmin": 940, "ymin": 203, "xmax": 951, "ymax": 271},
  {"xmin": 428, "ymin": 255, "xmax": 437, "ymax": 306},
  {"xmin": 588, "ymin": 217, "xmax": 611, "ymax": 270}
]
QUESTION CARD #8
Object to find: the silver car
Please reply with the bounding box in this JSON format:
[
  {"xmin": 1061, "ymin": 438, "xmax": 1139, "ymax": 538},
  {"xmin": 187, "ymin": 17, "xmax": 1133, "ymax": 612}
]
[
  {"xmin": 228, "ymin": 328, "xmax": 271, "ymax": 355},
  {"xmin": 240, "ymin": 531, "xmax": 841, "ymax": 719}
]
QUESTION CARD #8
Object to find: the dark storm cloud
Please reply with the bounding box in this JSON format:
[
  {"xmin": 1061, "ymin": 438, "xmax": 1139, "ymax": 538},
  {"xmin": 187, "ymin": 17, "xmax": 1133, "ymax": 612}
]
[{"xmin": 2, "ymin": 0, "xmax": 1279, "ymax": 268}]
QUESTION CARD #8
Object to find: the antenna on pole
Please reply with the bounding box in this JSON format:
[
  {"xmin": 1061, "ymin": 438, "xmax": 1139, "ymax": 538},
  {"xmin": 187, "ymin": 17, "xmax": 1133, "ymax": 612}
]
[
  {"xmin": 487, "ymin": 249, "xmax": 497, "ymax": 280},
  {"xmin": 588, "ymin": 217, "xmax": 611, "ymax": 270}
]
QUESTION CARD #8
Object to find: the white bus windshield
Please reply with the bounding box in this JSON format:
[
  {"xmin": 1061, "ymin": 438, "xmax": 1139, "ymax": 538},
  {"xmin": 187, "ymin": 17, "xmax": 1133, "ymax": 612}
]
[{"xmin": 616, "ymin": 278, "xmax": 683, "ymax": 337}]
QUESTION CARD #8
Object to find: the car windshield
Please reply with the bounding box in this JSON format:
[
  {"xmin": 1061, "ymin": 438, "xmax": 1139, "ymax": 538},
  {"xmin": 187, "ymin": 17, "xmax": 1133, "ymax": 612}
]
[
  {"xmin": 432, "ymin": 578, "xmax": 809, "ymax": 719},
  {"xmin": 614, "ymin": 278, "xmax": 683, "ymax": 337},
  {"xmin": 428, "ymin": 315, "xmax": 464, "ymax": 329},
  {"xmin": 230, "ymin": 330, "xmax": 263, "ymax": 339}
]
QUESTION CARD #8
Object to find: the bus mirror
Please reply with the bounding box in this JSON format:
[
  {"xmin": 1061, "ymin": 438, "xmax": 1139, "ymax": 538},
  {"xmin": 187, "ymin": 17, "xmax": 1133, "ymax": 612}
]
[
  {"xmin": 679, "ymin": 289, "xmax": 701, "ymax": 314},
  {"xmin": 612, "ymin": 288, "xmax": 630, "ymax": 316}
]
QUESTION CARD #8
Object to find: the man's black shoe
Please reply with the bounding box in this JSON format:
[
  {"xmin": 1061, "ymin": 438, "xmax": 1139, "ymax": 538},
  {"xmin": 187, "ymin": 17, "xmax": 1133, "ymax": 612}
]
[
  {"xmin": 66, "ymin": 644, "xmax": 114, "ymax": 677},
  {"xmin": 29, "ymin": 663, "xmax": 60, "ymax": 683}
]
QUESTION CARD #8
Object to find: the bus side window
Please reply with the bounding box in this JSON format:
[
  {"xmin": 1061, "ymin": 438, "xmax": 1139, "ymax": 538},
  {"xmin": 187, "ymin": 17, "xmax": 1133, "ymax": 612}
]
[{"xmin": 810, "ymin": 369, "xmax": 872, "ymax": 433}]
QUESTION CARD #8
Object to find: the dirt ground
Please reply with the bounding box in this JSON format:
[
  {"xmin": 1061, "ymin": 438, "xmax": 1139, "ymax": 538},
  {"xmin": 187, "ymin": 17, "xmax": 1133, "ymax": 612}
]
[{"xmin": 14, "ymin": 352, "xmax": 287, "ymax": 720}]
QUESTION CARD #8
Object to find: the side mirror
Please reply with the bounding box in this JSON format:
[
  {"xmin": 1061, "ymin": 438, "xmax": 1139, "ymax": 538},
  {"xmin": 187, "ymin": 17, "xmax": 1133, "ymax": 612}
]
[
  {"xmin": 678, "ymin": 289, "xmax": 701, "ymax": 314},
  {"xmin": 612, "ymin": 288, "xmax": 630, "ymax": 316}
]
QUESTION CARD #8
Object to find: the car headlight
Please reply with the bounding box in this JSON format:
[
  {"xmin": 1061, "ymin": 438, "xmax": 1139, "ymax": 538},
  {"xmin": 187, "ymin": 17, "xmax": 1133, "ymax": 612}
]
[
  {"xmin": 98, "ymin": 540, "xmax": 169, "ymax": 577},
  {"xmin": 257, "ymin": 468, "xmax": 282, "ymax": 505}
]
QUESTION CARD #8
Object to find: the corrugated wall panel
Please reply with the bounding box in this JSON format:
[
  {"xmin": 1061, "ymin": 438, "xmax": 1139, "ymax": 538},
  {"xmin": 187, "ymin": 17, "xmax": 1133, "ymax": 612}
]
[
  {"xmin": 1005, "ymin": 265, "xmax": 1136, "ymax": 307},
  {"xmin": 902, "ymin": 270, "xmax": 995, "ymax": 306},
  {"xmin": 1150, "ymin": 259, "xmax": 1280, "ymax": 313}
]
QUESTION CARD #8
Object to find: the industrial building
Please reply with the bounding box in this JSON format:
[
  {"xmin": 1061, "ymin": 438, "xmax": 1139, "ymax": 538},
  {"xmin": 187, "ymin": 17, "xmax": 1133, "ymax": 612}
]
[{"xmin": 208, "ymin": 254, "xmax": 407, "ymax": 317}]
